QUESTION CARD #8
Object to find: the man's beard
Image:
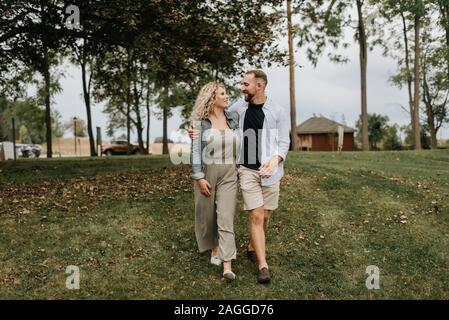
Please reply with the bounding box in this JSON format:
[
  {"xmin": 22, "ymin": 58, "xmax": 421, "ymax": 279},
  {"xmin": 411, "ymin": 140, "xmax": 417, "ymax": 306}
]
[{"xmin": 243, "ymin": 92, "xmax": 254, "ymax": 102}]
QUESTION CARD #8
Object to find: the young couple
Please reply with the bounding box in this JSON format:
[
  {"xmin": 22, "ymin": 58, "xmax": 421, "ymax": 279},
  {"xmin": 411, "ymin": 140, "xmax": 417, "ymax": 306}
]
[{"xmin": 189, "ymin": 70, "xmax": 290, "ymax": 284}]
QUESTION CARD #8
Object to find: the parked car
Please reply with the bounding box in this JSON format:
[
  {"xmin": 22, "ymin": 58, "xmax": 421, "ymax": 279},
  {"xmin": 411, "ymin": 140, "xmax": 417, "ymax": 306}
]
[
  {"xmin": 102, "ymin": 140, "xmax": 141, "ymax": 156},
  {"xmin": 15, "ymin": 144, "xmax": 42, "ymax": 158}
]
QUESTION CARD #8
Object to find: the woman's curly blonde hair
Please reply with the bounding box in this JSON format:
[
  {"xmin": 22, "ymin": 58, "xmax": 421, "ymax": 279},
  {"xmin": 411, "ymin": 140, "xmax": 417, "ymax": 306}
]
[{"xmin": 190, "ymin": 81, "xmax": 225, "ymax": 121}]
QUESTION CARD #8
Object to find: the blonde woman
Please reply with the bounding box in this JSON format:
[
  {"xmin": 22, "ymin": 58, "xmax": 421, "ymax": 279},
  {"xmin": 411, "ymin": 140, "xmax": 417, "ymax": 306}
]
[{"xmin": 191, "ymin": 82, "xmax": 240, "ymax": 280}]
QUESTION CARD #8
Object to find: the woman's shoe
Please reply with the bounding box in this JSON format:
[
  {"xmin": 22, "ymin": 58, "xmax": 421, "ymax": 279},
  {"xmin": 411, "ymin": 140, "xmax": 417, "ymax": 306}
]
[
  {"xmin": 223, "ymin": 270, "xmax": 236, "ymax": 281},
  {"xmin": 210, "ymin": 256, "xmax": 222, "ymax": 266}
]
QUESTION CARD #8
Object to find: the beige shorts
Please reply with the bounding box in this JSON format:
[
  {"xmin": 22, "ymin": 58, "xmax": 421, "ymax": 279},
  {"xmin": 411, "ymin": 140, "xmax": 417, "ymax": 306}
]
[{"xmin": 238, "ymin": 166, "xmax": 280, "ymax": 211}]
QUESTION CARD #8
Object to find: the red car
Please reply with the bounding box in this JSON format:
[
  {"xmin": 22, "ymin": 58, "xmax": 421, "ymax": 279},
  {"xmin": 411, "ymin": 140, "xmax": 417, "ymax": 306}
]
[{"xmin": 102, "ymin": 140, "xmax": 141, "ymax": 156}]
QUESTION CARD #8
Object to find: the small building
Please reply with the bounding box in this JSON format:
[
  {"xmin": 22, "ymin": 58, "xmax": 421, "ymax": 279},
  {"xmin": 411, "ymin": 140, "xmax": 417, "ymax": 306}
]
[{"xmin": 296, "ymin": 116, "xmax": 356, "ymax": 151}]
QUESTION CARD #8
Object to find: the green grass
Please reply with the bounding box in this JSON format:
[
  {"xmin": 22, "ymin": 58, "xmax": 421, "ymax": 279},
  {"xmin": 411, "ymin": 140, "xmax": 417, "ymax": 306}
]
[{"xmin": 1, "ymin": 150, "xmax": 449, "ymax": 299}]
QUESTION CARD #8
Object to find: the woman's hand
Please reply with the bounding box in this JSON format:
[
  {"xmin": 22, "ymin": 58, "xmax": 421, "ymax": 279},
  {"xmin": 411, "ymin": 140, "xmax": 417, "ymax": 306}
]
[
  {"xmin": 197, "ymin": 178, "xmax": 212, "ymax": 197},
  {"xmin": 188, "ymin": 125, "xmax": 200, "ymax": 140}
]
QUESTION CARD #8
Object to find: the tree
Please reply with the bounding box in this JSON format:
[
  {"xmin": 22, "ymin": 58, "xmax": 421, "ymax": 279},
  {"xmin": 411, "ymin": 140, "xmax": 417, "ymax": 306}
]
[
  {"xmin": 0, "ymin": 1, "xmax": 70, "ymax": 157},
  {"xmin": 356, "ymin": 0, "xmax": 370, "ymax": 151},
  {"xmin": 93, "ymin": 0, "xmax": 287, "ymax": 155},
  {"xmin": 93, "ymin": 47, "xmax": 153, "ymax": 155},
  {"xmin": 65, "ymin": 118, "xmax": 87, "ymax": 138},
  {"xmin": 287, "ymin": 0, "xmax": 298, "ymax": 151},
  {"xmin": 144, "ymin": 73, "xmax": 155, "ymax": 154},
  {"xmin": 378, "ymin": 0, "xmax": 416, "ymax": 147},
  {"xmin": 0, "ymin": 96, "xmax": 9, "ymax": 141},
  {"xmin": 284, "ymin": 0, "xmax": 350, "ymax": 151},
  {"xmin": 356, "ymin": 113, "xmax": 389, "ymax": 150},
  {"xmin": 412, "ymin": 0, "xmax": 425, "ymax": 150},
  {"xmin": 70, "ymin": 39, "xmax": 99, "ymax": 156},
  {"xmin": 436, "ymin": 0, "xmax": 449, "ymax": 80},
  {"xmin": 52, "ymin": 109, "xmax": 65, "ymax": 139},
  {"xmin": 153, "ymin": 0, "xmax": 286, "ymax": 153},
  {"xmin": 293, "ymin": 0, "xmax": 383, "ymax": 151},
  {"xmin": 3, "ymin": 0, "xmax": 287, "ymax": 157},
  {"xmin": 63, "ymin": 3, "xmax": 102, "ymax": 156},
  {"xmin": 19, "ymin": 125, "xmax": 31, "ymax": 144},
  {"xmin": 1, "ymin": 0, "xmax": 140, "ymax": 156},
  {"xmin": 380, "ymin": 0, "xmax": 448, "ymax": 149},
  {"xmin": 402, "ymin": 124, "xmax": 431, "ymax": 149},
  {"xmin": 421, "ymin": 28, "xmax": 449, "ymax": 148},
  {"xmin": 13, "ymin": 98, "xmax": 46, "ymax": 144},
  {"xmin": 0, "ymin": 95, "xmax": 64, "ymax": 144},
  {"xmin": 374, "ymin": 0, "xmax": 428, "ymax": 150},
  {"xmin": 383, "ymin": 124, "xmax": 403, "ymax": 150}
]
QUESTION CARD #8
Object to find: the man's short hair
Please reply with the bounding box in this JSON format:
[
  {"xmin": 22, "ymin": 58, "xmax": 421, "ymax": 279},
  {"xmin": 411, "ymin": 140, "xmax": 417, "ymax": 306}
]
[{"xmin": 245, "ymin": 69, "xmax": 268, "ymax": 87}]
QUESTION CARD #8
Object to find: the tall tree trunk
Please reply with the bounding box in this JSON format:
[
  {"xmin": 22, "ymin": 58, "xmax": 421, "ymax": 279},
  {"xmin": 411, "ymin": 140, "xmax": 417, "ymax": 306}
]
[
  {"xmin": 133, "ymin": 78, "xmax": 145, "ymax": 154},
  {"xmin": 401, "ymin": 11, "xmax": 416, "ymax": 141},
  {"xmin": 43, "ymin": 49, "xmax": 52, "ymax": 158},
  {"xmin": 287, "ymin": 0, "xmax": 298, "ymax": 151},
  {"xmin": 438, "ymin": 0, "xmax": 449, "ymax": 79},
  {"xmin": 357, "ymin": 0, "xmax": 369, "ymax": 151},
  {"xmin": 81, "ymin": 56, "xmax": 97, "ymax": 157},
  {"xmin": 422, "ymin": 71, "xmax": 438, "ymax": 149},
  {"xmin": 162, "ymin": 85, "xmax": 169, "ymax": 154},
  {"xmin": 162, "ymin": 105, "xmax": 169, "ymax": 154},
  {"xmin": 40, "ymin": 5, "xmax": 52, "ymax": 158},
  {"xmin": 162, "ymin": 86, "xmax": 169, "ymax": 155},
  {"xmin": 126, "ymin": 48, "xmax": 132, "ymax": 155},
  {"xmin": 446, "ymin": 21, "xmax": 449, "ymax": 80},
  {"xmin": 413, "ymin": 11, "xmax": 422, "ymax": 150},
  {"xmin": 145, "ymin": 82, "xmax": 151, "ymax": 154},
  {"xmin": 135, "ymin": 119, "xmax": 145, "ymax": 154}
]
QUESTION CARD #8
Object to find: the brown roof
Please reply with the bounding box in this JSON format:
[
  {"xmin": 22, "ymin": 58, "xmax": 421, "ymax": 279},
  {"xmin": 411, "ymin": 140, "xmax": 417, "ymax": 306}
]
[{"xmin": 296, "ymin": 117, "xmax": 356, "ymax": 134}]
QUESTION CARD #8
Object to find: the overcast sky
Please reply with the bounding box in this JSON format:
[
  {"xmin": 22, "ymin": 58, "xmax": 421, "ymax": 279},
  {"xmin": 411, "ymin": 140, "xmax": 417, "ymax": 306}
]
[{"xmin": 52, "ymin": 28, "xmax": 449, "ymax": 144}]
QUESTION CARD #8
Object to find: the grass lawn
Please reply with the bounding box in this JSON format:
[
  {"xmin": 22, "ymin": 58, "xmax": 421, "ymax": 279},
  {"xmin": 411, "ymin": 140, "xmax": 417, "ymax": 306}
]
[{"xmin": 0, "ymin": 151, "xmax": 448, "ymax": 299}]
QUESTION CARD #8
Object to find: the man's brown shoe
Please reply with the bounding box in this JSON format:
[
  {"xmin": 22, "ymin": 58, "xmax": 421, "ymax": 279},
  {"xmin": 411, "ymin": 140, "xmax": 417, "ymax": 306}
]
[
  {"xmin": 247, "ymin": 250, "xmax": 257, "ymax": 263},
  {"xmin": 257, "ymin": 267, "xmax": 271, "ymax": 284}
]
